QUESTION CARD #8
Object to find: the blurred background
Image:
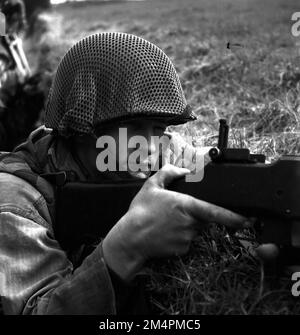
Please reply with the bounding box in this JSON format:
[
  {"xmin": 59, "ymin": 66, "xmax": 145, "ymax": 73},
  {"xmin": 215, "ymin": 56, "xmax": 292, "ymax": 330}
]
[
  {"xmin": 2, "ymin": 0, "xmax": 300, "ymax": 314},
  {"xmin": 3, "ymin": 0, "xmax": 300, "ymax": 156}
]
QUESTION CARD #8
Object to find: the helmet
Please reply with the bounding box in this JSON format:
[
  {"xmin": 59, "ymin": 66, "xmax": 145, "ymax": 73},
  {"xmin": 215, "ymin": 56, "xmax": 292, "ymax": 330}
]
[{"xmin": 45, "ymin": 32, "xmax": 197, "ymax": 137}]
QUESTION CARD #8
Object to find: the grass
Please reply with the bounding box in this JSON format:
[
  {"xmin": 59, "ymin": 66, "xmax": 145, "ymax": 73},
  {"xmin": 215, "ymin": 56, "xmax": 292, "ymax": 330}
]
[
  {"xmin": 147, "ymin": 226, "xmax": 300, "ymax": 315},
  {"xmin": 24, "ymin": 0, "xmax": 300, "ymax": 314}
]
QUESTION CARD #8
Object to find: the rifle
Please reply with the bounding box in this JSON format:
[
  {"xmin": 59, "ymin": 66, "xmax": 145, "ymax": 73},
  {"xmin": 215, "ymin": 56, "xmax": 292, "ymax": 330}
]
[
  {"xmin": 54, "ymin": 120, "xmax": 300, "ymax": 269},
  {"xmin": 2, "ymin": 33, "xmax": 31, "ymax": 80}
]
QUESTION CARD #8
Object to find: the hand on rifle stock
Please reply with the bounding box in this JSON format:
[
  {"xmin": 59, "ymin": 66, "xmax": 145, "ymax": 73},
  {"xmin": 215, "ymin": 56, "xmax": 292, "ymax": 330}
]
[{"xmin": 102, "ymin": 164, "xmax": 252, "ymax": 282}]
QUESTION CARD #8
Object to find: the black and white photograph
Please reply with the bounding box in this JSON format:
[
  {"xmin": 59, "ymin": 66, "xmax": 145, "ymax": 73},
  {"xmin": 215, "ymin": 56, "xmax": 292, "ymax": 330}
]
[{"xmin": 0, "ymin": 0, "xmax": 300, "ymax": 326}]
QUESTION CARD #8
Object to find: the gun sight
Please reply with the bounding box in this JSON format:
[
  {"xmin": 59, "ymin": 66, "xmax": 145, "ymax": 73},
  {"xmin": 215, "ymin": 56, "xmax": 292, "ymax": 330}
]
[
  {"xmin": 209, "ymin": 119, "xmax": 265, "ymax": 163},
  {"xmin": 217, "ymin": 119, "xmax": 229, "ymax": 150}
]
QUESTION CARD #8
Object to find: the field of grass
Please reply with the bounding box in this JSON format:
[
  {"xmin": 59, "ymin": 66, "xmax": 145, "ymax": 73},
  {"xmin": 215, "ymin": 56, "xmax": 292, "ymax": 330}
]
[{"xmin": 25, "ymin": 0, "xmax": 300, "ymax": 314}]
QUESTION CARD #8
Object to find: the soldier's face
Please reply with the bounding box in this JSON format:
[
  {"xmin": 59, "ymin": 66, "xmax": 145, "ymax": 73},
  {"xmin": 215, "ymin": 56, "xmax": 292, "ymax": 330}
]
[{"xmin": 75, "ymin": 119, "xmax": 168, "ymax": 180}]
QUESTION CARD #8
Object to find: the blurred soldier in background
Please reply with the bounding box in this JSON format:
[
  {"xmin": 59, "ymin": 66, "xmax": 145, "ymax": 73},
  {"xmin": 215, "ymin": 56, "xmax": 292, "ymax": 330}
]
[
  {"xmin": 0, "ymin": 0, "xmax": 45, "ymax": 151},
  {"xmin": 0, "ymin": 0, "xmax": 29, "ymax": 101}
]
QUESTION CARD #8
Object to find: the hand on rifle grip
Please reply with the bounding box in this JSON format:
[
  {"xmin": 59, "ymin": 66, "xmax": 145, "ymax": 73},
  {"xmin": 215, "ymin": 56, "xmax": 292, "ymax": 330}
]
[{"xmin": 102, "ymin": 164, "xmax": 251, "ymax": 282}]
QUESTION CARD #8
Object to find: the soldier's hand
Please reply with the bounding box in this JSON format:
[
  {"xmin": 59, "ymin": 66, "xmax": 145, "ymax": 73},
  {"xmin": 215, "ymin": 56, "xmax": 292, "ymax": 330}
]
[{"xmin": 102, "ymin": 164, "xmax": 252, "ymax": 282}]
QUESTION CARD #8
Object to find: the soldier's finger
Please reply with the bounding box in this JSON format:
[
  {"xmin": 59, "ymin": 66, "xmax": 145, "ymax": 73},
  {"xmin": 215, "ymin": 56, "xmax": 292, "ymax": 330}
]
[
  {"xmin": 150, "ymin": 164, "xmax": 190, "ymax": 188},
  {"xmin": 182, "ymin": 195, "xmax": 251, "ymax": 229}
]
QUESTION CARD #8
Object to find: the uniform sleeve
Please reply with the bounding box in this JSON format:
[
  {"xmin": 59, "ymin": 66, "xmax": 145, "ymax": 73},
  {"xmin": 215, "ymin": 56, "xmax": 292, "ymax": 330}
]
[{"xmin": 0, "ymin": 209, "xmax": 117, "ymax": 315}]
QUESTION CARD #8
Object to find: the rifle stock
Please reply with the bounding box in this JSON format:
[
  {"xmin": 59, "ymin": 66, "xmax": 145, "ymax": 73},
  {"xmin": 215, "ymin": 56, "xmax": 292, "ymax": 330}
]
[{"xmin": 55, "ymin": 157, "xmax": 300, "ymax": 248}]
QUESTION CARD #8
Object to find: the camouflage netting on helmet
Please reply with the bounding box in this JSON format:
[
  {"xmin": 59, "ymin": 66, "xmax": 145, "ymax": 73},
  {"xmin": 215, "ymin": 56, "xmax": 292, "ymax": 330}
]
[{"xmin": 45, "ymin": 32, "xmax": 196, "ymax": 137}]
